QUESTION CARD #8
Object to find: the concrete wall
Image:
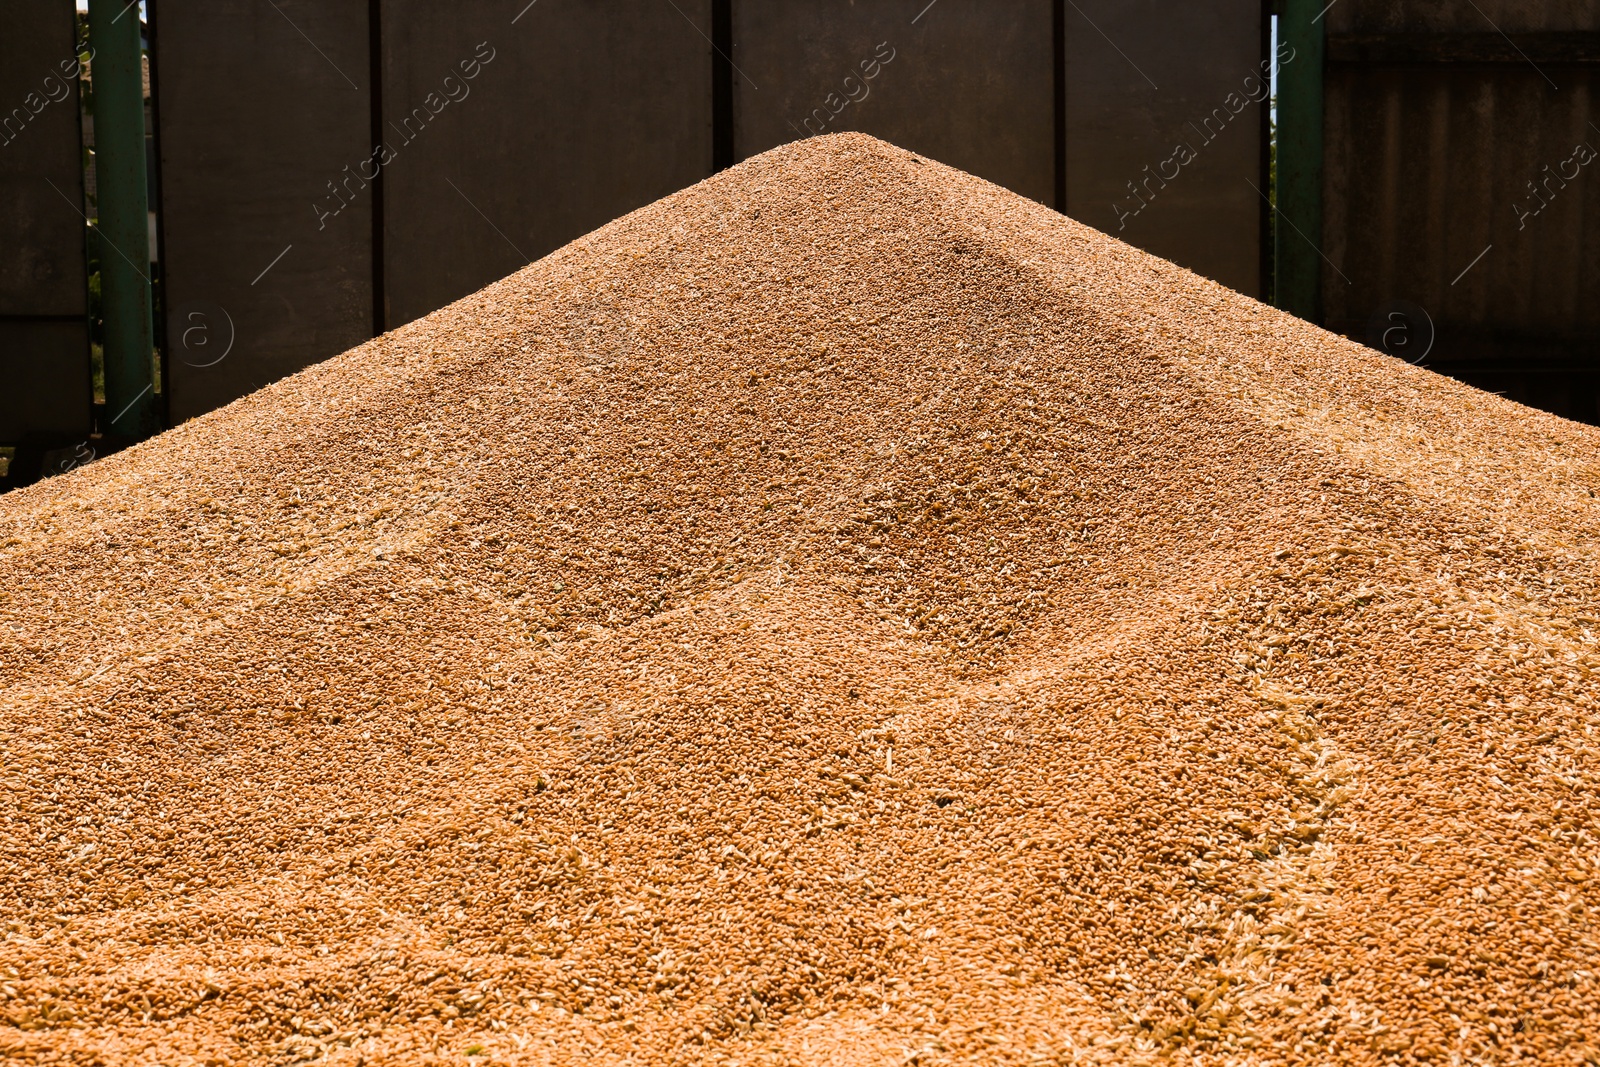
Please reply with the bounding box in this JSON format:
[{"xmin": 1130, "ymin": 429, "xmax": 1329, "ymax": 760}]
[
  {"xmin": 157, "ymin": 0, "xmax": 373, "ymax": 423},
  {"xmin": 732, "ymin": 0, "xmax": 1056, "ymax": 208},
  {"xmin": 1, "ymin": 3, "xmax": 91, "ymax": 441},
  {"xmin": 1065, "ymin": 0, "xmax": 1266, "ymax": 298},
  {"xmin": 379, "ymin": 0, "xmax": 713, "ymax": 329}
]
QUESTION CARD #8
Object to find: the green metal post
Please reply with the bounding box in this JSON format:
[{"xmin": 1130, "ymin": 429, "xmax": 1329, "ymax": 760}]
[
  {"xmin": 1275, "ymin": 0, "xmax": 1325, "ymax": 322},
  {"xmin": 89, "ymin": 0, "xmax": 157, "ymax": 438}
]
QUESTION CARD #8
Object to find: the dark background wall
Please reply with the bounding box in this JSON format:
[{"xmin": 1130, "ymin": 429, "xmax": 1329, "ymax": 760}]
[
  {"xmin": 146, "ymin": 0, "xmax": 1270, "ymax": 428},
  {"xmin": 3, "ymin": 0, "xmax": 1272, "ymax": 447},
  {"xmin": 1, "ymin": 2, "xmax": 92, "ymax": 444},
  {"xmin": 379, "ymin": 0, "xmax": 714, "ymax": 331},
  {"xmin": 1067, "ymin": 0, "xmax": 1267, "ymax": 299},
  {"xmin": 13, "ymin": 0, "xmax": 1600, "ymax": 462},
  {"xmin": 157, "ymin": 0, "xmax": 373, "ymax": 424},
  {"xmin": 1323, "ymin": 0, "xmax": 1600, "ymax": 422},
  {"xmin": 732, "ymin": 0, "xmax": 1057, "ymax": 208},
  {"xmin": 158, "ymin": 0, "xmax": 721, "ymax": 422}
]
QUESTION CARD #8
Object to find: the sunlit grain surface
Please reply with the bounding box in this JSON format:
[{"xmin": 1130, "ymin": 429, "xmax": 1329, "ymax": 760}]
[{"xmin": 3, "ymin": 134, "xmax": 1598, "ymax": 1066}]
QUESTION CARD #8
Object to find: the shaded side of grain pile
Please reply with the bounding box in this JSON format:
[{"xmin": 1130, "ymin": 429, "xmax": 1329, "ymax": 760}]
[{"xmin": 2, "ymin": 134, "xmax": 1598, "ymax": 1067}]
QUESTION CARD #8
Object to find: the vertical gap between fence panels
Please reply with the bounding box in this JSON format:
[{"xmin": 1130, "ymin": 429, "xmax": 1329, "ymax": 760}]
[
  {"xmin": 148, "ymin": 0, "xmax": 171, "ymax": 419},
  {"xmin": 368, "ymin": 0, "xmax": 387, "ymax": 337},
  {"xmin": 74, "ymin": 3, "xmax": 99, "ymax": 434},
  {"xmin": 1259, "ymin": 0, "xmax": 1274, "ymax": 304},
  {"xmin": 1053, "ymin": 0, "xmax": 1066, "ymax": 214},
  {"xmin": 88, "ymin": 0, "xmax": 157, "ymax": 440},
  {"xmin": 712, "ymin": 0, "xmax": 734, "ymax": 170}
]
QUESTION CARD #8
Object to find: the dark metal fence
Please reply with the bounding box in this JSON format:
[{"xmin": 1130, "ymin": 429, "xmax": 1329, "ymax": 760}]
[
  {"xmin": 1, "ymin": 3, "xmax": 93, "ymax": 474},
  {"xmin": 1311, "ymin": 0, "xmax": 1600, "ymax": 423},
  {"xmin": 5, "ymin": 0, "xmax": 1401, "ymax": 490}
]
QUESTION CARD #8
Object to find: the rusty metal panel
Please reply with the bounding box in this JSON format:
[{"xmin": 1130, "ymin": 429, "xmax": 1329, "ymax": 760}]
[
  {"xmin": 379, "ymin": 0, "xmax": 713, "ymax": 329},
  {"xmin": 731, "ymin": 0, "xmax": 1055, "ymax": 208},
  {"xmin": 1324, "ymin": 0, "xmax": 1600, "ymax": 423},
  {"xmin": 1065, "ymin": 0, "xmax": 1265, "ymax": 298},
  {"xmin": 158, "ymin": 0, "xmax": 373, "ymax": 424},
  {"xmin": 1, "ymin": 2, "xmax": 91, "ymax": 441}
]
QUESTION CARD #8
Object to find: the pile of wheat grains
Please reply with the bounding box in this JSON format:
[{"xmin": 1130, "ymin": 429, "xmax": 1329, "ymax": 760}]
[{"xmin": 2, "ymin": 133, "xmax": 1597, "ymax": 1066}]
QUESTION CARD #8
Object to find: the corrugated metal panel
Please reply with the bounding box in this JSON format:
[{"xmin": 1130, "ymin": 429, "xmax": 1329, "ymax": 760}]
[{"xmin": 1323, "ymin": 0, "xmax": 1600, "ymax": 422}]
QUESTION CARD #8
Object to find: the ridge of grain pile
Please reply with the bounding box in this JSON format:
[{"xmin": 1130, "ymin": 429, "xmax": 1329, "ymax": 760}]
[{"xmin": 3, "ymin": 133, "xmax": 1598, "ymax": 1066}]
